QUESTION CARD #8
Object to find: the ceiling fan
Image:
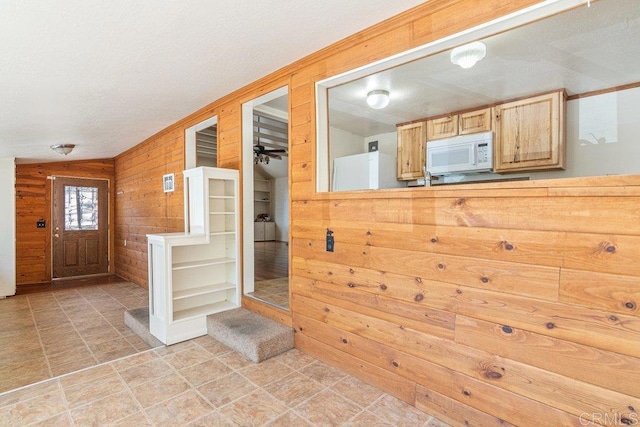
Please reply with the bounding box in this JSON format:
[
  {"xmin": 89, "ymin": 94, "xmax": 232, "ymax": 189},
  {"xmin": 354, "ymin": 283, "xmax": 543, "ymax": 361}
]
[{"xmin": 253, "ymin": 143, "xmax": 287, "ymax": 164}]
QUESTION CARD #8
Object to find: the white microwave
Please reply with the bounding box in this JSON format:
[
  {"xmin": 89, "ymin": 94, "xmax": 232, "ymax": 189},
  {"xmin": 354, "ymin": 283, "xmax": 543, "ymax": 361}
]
[{"xmin": 426, "ymin": 131, "xmax": 493, "ymax": 175}]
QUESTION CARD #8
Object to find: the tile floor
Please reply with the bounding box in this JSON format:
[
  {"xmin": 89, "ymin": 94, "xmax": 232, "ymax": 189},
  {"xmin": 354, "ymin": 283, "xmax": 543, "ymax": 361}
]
[
  {"xmin": 0, "ymin": 336, "xmax": 448, "ymax": 426},
  {"xmin": 0, "ymin": 282, "xmax": 152, "ymax": 393},
  {"xmin": 1, "ymin": 280, "xmax": 446, "ymax": 426},
  {"xmin": 251, "ymin": 278, "xmax": 290, "ymax": 310}
]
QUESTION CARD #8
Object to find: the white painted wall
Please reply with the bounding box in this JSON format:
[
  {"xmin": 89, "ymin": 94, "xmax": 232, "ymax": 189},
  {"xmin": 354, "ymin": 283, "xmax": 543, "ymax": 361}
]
[
  {"xmin": 0, "ymin": 158, "xmax": 16, "ymax": 297},
  {"xmin": 330, "ymin": 127, "xmax": 364, "ymax": 159},
  {"xmin": 273, "ymin": 177, "xmax": 289, "ymax": 242},
  {"xmin": 535, "ymin": 86, "xmax": 640, "ymax": 180},
  {"xmin": 329, "ymin": 127, "xmax": 366, "ymax": 186},
  {"xmin": 364, "ymin": 131, "xmax": 397, "ymax": 157}
]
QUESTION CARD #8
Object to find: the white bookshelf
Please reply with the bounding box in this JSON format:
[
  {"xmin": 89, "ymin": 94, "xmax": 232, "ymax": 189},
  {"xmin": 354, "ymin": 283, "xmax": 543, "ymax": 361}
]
[
  {"xmin": 254, "ymin": 178, "xmax": 275, "ymax": 241},
  {"xmin": 254, "ymin": 178, "xmax": 271, "ymax": 217},
  {"xmin": 147, "ymin": 167, "xmax": 240, "ymax": 345}
]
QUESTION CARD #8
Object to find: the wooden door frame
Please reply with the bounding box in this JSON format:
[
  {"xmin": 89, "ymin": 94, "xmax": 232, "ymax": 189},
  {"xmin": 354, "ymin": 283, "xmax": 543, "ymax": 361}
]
[{"xmin": 46, "ymin": 175, "xmax": 113, "ymax": 281}]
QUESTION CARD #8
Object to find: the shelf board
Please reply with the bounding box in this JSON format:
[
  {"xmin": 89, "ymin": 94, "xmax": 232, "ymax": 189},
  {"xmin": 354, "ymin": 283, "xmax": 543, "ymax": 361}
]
[
  {"xmin": 209, "ymin": 195, "xmax": 234, "ymax": 199},
  {"xmin": 173, "ymin": 300, "xmax": 238, "ymax": 321},
  {"xmin": 173, "ymin": 283, "xmax": 236, "ymax": 300},
  {"xmin": 172, "ymin": 257, "xmax": 235, "ymax": 270},
  {"xmin": 209, "ymin": 211, "xmax": 235, "ymax": 215},
  {"xmin": 254, "ymin": 199, "xmax": 271, "ymax": 202},
  {"xmin": 209, "ymin": 231, "xmax": 235, "ymax": 236}
]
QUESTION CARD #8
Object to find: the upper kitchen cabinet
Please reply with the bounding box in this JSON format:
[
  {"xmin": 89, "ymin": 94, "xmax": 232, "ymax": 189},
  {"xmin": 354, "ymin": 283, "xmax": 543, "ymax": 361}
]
[
  {"xmin": 427, "ymin": 108, "xmax": 491, "ymax": 141},
  {"xmin": 426, "ymin": 115, "xmax": 458, "ymax": 141},
  {"xmin": 426, "ymin": 107, "xmax": 492, "ymax": 141},
  {"xmin": 494, "ymin": 90, "xmax": 566, "ymax": 173},
  {"xmin": 459, "ymin": 108, "xmax": 492, "ymax": 136},
  {"xmin": 397, "ymin": 121, "xmax": 427, "ymax": 181}
]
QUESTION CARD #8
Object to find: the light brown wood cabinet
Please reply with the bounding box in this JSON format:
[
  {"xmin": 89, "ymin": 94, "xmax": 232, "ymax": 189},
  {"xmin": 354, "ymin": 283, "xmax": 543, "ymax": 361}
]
[
  {"xmin": 459, "ymin": 108, "xmax": 492, "ymax": 135},
  {"xmin": 397, "ymin": 121, "xmax": 427, "ymax": 181},
  {"xmin": 426, "ymin": 107, "xmax": 492, "ymax": 140},
  {"xmin": 494, "ymin": 90, "xmax": 566, "ymax": 173},
  {"xmin": 397, "ymin": 108, "xmax": 493, "ymax": 180},
  {"xmin": 397, "ymin": 92, "xmax": 564, "ymax": 178},
  {"xmin": 427, "ymin": 115, "xmax": 458, "ymax": 140}
]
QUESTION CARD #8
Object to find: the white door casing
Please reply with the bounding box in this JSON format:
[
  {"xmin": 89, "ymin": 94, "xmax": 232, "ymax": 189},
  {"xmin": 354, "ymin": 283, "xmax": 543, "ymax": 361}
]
[
  {"xmin": 0, "ymin": 158, "xmax": 16, "ymax": 297},
  {"xmin": 241, "ymin": 86, "xmax": 288, "ymax": 295}
]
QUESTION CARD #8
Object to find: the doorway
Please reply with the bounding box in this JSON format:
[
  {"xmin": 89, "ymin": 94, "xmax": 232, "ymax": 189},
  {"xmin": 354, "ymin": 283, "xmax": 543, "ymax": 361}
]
[
  {"xmin": 184, "ymin": 115, "xmax": 218, "ymax": 169},
  {"xmin": 52, "ymin": 177, "xmax": 109, "ymax": 278},
  {"xmin": 242, "ymin": 86, "xmax": 290, "ymax": 310}
]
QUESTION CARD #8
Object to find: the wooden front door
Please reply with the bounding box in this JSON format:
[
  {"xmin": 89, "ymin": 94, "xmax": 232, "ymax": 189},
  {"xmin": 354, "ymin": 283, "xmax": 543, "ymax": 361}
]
[{"xmin": 52, "ymin": 177, "xmax": 109, "ymax": 278}]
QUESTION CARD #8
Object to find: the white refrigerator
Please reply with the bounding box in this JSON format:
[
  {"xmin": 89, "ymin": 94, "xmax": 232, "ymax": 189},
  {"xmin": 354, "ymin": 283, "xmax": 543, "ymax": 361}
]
[{"xmin": 332, "ymin": 151, "xmax": 403, "ymax": 191}]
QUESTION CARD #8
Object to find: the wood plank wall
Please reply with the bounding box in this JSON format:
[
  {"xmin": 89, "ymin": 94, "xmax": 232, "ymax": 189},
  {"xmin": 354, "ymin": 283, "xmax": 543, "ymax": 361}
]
[
  {"xmin": 114, "ymin": 127, "xmax": 185, "ymax": 285},
  {"xmin": 113, "ymin": 103, "xmax": 239, "ymax": 286},
  {"xmin": 15, "ymin": 160, "xmax": 115, "ymax": 284},
  {"xmin": 113, "ymin": 0, "xmax": 640, "ymax": 424}
]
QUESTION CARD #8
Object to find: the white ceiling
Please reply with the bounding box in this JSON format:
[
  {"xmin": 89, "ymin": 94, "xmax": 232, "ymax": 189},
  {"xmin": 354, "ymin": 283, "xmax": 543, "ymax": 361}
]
[
  {"xmin": 328, "ymin": 0, "xmax": 640, "ymax": 137},
  {"xmin": 0, "ymin": 0, "xmax": 426, "ymax": 163}
]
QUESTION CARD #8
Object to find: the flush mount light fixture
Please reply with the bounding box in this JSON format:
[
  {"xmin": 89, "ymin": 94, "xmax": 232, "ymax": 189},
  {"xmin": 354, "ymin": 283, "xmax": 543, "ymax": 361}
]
[
  {"xmin": 50, "ymin": 144, "xmax": 76, "ymax": 155},
  {"xmin": 366, "ymin": 90, "xmax": 390, "ymax": 109},
  {"xmin": 450, "ymin": 41, "xmax": 487, "ymax": 69}
]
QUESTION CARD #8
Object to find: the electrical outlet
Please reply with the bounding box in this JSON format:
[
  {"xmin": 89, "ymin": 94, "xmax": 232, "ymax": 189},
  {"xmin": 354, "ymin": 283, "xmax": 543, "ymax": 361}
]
[{"xmin": 326, "ymin": 229, "xmax": 334, "ymax": 252}]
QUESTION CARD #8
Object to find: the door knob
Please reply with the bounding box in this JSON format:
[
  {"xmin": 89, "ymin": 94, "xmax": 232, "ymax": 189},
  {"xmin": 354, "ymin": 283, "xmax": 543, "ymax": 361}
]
[{"xmin": 54, "ymin": 233, "xmax": 59, "ymax": 238}]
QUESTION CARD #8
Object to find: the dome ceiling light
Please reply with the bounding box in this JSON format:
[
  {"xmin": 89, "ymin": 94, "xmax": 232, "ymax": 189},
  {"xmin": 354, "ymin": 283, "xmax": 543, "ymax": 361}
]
[
  {"xmin": 50, "ymin": 144, "xmax": 76, "ymax": 155},
  {"xmin": 366, "ymin": 90, "xmax": 390, "ymax": 109},
  {"xmin": 450, "ymin": 41, "xmax": 487, "ymax": 69}
]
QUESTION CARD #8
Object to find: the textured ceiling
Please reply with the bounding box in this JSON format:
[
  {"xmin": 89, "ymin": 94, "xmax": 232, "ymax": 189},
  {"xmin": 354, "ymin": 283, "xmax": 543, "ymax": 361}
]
[
  {"xmin": 328, "ymin": 0, "xmax": 640, "ymax": 137},
  {"xmin": 0, "ymin": 0, "xmax": 426, "ymax": 163}
]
